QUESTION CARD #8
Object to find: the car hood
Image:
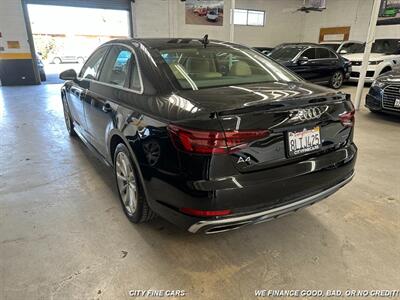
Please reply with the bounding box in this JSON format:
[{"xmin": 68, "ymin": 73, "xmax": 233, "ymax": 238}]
[
  {"xmin": 342, "ymin": 53, "xmax": 389, "ymax": 61},
  {"xmin": 376, "ymin": 70, "xmax": 400, "ymax": 82},
  {"xmin": 174, "ymin": 81, "xmax": 341, "ymax": 113}
]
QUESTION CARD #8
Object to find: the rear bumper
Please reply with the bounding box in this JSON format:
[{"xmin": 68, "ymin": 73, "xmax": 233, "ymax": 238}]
[
  {"xmin": 189, "ymin": 171, "xmax": 354, "ymax": 233},
  {"xmin": 147, "ymin": 144, "xmax": 357, "ymax": 233}
]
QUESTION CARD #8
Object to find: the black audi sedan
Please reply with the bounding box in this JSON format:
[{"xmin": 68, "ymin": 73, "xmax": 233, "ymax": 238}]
[
  {"xmin": 60, "ymin": 38, "xmax": 357, "ymax": 234},
  {"xmin": 268, "ymin": 43, "xmax": 352, "ymax": 89},
  {"xmin": 366, "ymin": 71, "xmax": 400, "ymax": 115}
]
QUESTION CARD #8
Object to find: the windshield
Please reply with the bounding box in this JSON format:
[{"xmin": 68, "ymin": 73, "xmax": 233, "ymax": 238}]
[
  {"xmin": 345, "ymin": 40, "xmax": 400, "ymax": 54},
  {"xmin": 159, "ymin": 44, "xmax": 301, "ymax": 90},
  {"xmin": 268, "ymin": 46, "xmax": 303, "ymax": 61}
]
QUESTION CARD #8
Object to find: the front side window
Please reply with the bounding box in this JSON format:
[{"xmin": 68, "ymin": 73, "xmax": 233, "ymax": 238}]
[
  {"xmin": 80, "ymin": 47, "xmax": 108, "ymax": 80},
  {"xmin": 99, "ymin": 46, "xmax": 132, "ymax": 87},
  {"xmin": 159, "ymin": 44, "xmax": 300, "ymax": 90}
]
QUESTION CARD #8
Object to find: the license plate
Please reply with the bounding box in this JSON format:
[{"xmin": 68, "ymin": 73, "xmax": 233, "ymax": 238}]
[
  {"xmin": 288, "ymin": 127, "xmax": 321, "ymax": 157},
  {"xmin": 394, "ymin": 99, "xmax": 400, "ymax": 108}
]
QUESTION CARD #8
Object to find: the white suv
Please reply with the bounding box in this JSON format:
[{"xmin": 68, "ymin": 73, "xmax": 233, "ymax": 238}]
[
  {"xmin": 341, "ymin": 39, "xmax": 400, "ymax": 83},
  {"xmin": 320, "ymin": 40, "xmax": 363, "ymax": 53}
]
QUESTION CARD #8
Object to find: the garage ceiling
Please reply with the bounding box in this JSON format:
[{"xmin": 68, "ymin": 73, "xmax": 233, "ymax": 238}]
[{"xmin": 25, "ymin": 0, "xmax": 131, "ymax": 10}]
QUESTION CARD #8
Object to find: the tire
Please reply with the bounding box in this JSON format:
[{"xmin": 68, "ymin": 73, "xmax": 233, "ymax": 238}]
[
  {"xmin": 62, "ymin": 97, "xmax": 76, "ymax": 137},
  {"xmin": 329, "ymin": 70, "xmax": 344, "ymax": 89},
  {"xmin": 114, "ymin": 143, "xmax": 156, "ymax": 223},
  {"xmin": 53, "ymin": 57, "xmax": 62, "ymax": 64}
]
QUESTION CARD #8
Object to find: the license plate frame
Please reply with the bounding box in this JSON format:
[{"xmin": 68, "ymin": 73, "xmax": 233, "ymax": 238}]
[{"xmin": 287, "ymin": 126, "xmax": 322, "ymax": 157}]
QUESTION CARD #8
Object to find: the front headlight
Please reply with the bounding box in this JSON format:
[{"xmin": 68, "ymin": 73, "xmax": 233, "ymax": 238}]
[
  {"xmin": 371, "ymin": 80, "xmax": 385, "ymax": 88},
  {"xmin": 369, "ymin": 60, "xmax": 384, "ymax": 65}
]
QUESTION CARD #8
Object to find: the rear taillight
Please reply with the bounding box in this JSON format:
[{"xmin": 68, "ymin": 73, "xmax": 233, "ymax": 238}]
[
  {"xmin": 340, "ymin": 109, "xmax": 355, "ymax": 127},
  {"xmin": 167, "ymin": 124, "xmax": 269, "ymax": 154},
  {"xmin": 180, "ymin": 207, "xmax": 232, "ymax": 217}
]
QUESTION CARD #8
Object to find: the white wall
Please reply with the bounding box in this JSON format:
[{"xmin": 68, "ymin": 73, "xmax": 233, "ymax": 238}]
[
  {"xmin": 234, "ymin": 0, "xmax": 304, "ymax": 47},
  {"xmin": 301, "ymin": 0, "xmax": 400, "ymax": 43},
  {"xmin": 133, "ymin": 0, "xmax": 400, "ymax": 48},
  {"xmin": 0, "ymin": 0, "xmax": 30, "ymax": 54},
  {"xmin": 133, "ymin": 0, "xmax": 232, "ymax": 41},
  {"xmin": 301, "ymin": 0, "xmax": 373, "ymax": 42},
  {"xmin": 133, "ymin": 0, "xmax": 302, "ymax": 46}
]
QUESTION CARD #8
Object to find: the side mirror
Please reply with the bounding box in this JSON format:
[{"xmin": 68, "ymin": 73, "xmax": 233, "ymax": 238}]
[
  {"xmin": 59, "ymin": 69, "xmax": 77, "ymax": 80},
  {"xmin": 339, "ymin": 49, "xmax": 348, "ymax": 54},
  {"xmin": 297, "ymin": 56, "xmax": 309, "ymax": 65}
]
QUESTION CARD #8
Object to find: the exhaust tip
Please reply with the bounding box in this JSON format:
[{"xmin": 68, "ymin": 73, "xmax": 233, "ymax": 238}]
[{"xmin": 204, "ymin": 221, "xmax": 251, "ymax": 234}]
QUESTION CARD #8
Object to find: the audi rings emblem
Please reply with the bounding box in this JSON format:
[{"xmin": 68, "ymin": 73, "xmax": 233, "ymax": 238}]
[{"xmin": 290, "ymin": 106, "xmax": 328, "ymax": 122}]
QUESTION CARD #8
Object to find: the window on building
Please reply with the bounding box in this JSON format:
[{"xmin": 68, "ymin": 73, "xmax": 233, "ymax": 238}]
[{"xmin": 233, "ymin": 9, "xmax": 265, "ymax": 26}]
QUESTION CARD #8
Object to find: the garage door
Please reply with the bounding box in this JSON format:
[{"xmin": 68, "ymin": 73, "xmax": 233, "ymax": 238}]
[{"xmin": 25, "ymin": 0, "xmax": 131, "ymax": 10}]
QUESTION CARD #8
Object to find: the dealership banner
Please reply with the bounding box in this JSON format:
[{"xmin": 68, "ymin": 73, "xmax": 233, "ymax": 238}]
[
  {"xmin": 185, "ymin": 0, "xmax": 224, "ymax": 26},
  {"xmin": 377, "ymin": 0, "xmax": 400, "ymax": 25}
]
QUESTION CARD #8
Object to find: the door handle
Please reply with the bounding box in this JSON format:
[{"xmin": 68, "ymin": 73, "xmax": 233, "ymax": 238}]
[
  {"xmin": 79, "ymin": 89, "xmax": 87, "ymax": 100},
  {"xmin": 102, "ymin": 102, "xmax": 112, "ymax": 113}
]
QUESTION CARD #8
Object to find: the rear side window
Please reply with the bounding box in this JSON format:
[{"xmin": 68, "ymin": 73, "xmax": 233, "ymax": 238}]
[
  {"xmin": 99, "ymin": 46, "xmax": 132, "ymax": 87},
  {"xmin": 302, "ymin": 48, "xmax": 316, "ymax": 59},
  {"xmin": 316, "ymin": 48, "xmax": 331, "ymax": 59},
  {"xmin": 80, "ymin": 47, "xmax": 108, "ymax": 80}
]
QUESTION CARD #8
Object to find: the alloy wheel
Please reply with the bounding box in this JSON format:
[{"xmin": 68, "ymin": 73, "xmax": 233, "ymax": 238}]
[
  {"xmin": 332, "ymin": 72, "xmax": 343, "ymax": 89},
  {"xmin": 115, "ymin": 151, "xmax": 138, "ymax": 216}
]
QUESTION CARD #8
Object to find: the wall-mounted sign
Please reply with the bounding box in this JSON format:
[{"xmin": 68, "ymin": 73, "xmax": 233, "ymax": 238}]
[
  {"xmin": 377, "ymin": 0, "xmax": 400, "ymax": 25},
  {"xmin": 185, "ymin": 0, "xmax": 224, "ymax": 26},
  {"xmin": 7, "ymin": 41, "xmax": 20, "ymax": 49}
]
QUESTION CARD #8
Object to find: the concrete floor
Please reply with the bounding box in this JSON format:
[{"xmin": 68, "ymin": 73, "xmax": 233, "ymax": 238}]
[{"xmin": 0, "ymin": 83, "xmax": 399, "ymax": 299}]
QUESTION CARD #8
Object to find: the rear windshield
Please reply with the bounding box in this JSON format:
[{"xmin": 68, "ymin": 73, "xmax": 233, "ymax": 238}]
[
  {"xmin": 159, "ymin": 44, "xmax": 301, "ymax": 90},
  {"xmin": 269, "ymin": 46, "xmax": 304, "ymax": 61}
]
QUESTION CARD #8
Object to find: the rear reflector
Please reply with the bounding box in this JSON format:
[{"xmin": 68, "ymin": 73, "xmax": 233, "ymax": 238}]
[
  {"xmin": 340, "ymin": 109, "xmax": 355, "ymax": 127},
  {"xmin": 168, "ymin": 124, "xmax": 269, "ymax": 154},
  {"xmin": 180, "ymin": 207, "xmax": 232, "ymax": 217}
]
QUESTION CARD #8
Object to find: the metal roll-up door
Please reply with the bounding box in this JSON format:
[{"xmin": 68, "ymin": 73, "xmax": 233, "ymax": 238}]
[{"xmin": 25, "ymin": 0, "xmax": 131, "ymax": 10}]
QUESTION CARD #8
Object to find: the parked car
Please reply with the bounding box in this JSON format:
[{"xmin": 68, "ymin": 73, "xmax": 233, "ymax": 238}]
[
  {"xmin": 36, "ymin": 52, "xmax": 46, "ymax": 81},
  {"xmin": 268, "ymin": 43, "xmax": 351, "ymax": 89},
  {"xmin": 194, "ymin": 7, "xmax": 207, "ymax": 16},
  {"xmin": 383, "ymin": 7, "xmax": 398, "ymax": 17},
  {"xmin": 207, "ymin": 9, "xmax": 219, "ymax": 22},
  {"xmin": 50, "ymin": 54, "xmax": 87, "ymax": 64},
  {"xmin": 59, "ymin": 38, "xmax": 357, "ymax": 233},
  {"xmin": 320, "ymin": 40, "xmax": 363, "ymax": 54},
  {"xmin": 253, "ymin": 47, "xmax": 274, "ymax": 56},
  {"xmin": 366, "ymin": 70, "xmax": 400, "ymax": 115},
  {"xmin": 341, "ymin": 39, "xmax": 400, "ymax": 83}
]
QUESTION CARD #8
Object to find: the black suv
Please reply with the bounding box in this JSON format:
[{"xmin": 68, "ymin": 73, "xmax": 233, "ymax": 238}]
[
  {"xmin": 269, "ymin": 43, "xmax": 351, "ymax": 89},
  {"xmin": 60, "ymin": 39, "xmax": 357, "ymax": 233}
]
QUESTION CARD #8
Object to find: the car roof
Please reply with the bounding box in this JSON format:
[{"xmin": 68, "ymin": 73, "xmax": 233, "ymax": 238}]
[
  {"xmin": 321, "ymin": 40, "xmax": 362, "ymax": 44},
  {"xmin": 276, "ymin": 42, "xmax": 319, "ymax": 47},
  {"xmin": 103, "ymin": 38, "xmax": 240, "ymax": 50}
]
